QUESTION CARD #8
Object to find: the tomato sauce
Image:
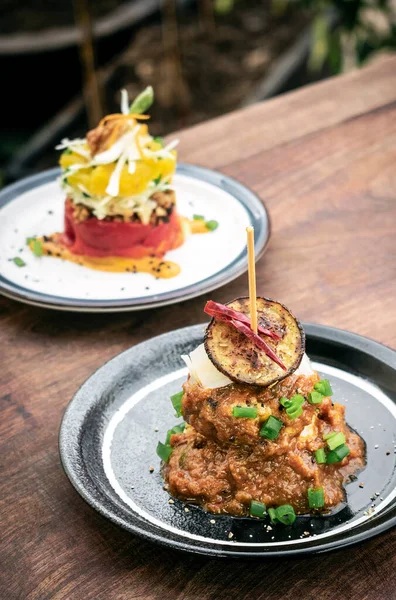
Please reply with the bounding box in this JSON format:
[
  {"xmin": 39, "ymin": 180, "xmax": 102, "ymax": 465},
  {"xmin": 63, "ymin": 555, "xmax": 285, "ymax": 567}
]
[{"xmin": 164, "ymin": 374, "xmax": 366, "ymax": 515}]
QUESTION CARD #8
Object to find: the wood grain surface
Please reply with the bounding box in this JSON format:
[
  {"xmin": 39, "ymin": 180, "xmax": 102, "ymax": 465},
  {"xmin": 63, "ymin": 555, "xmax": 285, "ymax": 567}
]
[{"xmin": 2, "ymin": 57, "xmax": 396, "ymax": 600}]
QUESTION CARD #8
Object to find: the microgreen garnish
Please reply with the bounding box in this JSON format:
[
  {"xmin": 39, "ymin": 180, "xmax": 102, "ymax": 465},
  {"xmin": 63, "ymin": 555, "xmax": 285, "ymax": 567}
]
[
  {"xmin": 32, "ymin": 239, "xmax": 43, "ymax": 257},
  {"xmin": 130, "ymin": 86, "xmax": 154, "ymax": 114},
  {"xmin": 12, "ymin": 257, "xmax": 25, "ymax": 267},
  {"xmin": 205, "ymin": 220, "xmax": 219, "ymax": 231}
]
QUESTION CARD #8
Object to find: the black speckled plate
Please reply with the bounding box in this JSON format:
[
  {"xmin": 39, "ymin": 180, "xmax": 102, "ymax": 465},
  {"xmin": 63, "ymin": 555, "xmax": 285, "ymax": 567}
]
[{"xmin": 59, "ymin": 324, "xmax": 396, "ymax": 558}]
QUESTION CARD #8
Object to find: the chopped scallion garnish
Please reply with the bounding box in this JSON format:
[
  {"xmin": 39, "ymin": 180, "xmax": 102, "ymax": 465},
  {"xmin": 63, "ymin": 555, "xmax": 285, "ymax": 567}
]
[
  {"xmin": 153, "ymin": 136, "xmax": 164, "ymax": 147},
  {"xmin": 307, "ymin": 390, "xmax": 324, "ymax": 405},
  {"xmin": 326, "ymin": 432, "xmax": 346, "ymax": 451},
  {"xmin": 13, "ymin": 257, "xmax": 25, "ymax": 267},
  {"xmin": 156, "ymin": 441, "xmax": 173, "ymax": 463},
  {"xmin": 287, "ymin": 405, "xmax": 303, "ymax": 419},
  {"xmin": 281, "ymin": 394, "xmax": 305, "ymax": 419},
  {"xmin": 205, "ymin": 220, "xmax": 219, "ymax": 231},
  {"xmin": 250, "ymin": 500, "xmax": 267, "ymax": 519},
  {"xmin": 268, "ymin": 507, "xmax": 278, "ymax": 524},
  {"xmin": 260, "ymin": 415, "xmax": 283, "ymax": 440},
  {"xmin": 314, "ymin": 379, "xmax": 333, "ymax": 396},
  {"xmin": 326, "ymin": 444, "xmax": 350, "ymax": 464},
  {"xmin": 308, "ymin": 487, "xmax": 325, "ymax": 508},
  {"xmin": 279, "ymin": 397, "xmax": 291, "ymax": 408},
  {"xmin": 232, "ymin": 405, "xmax": 258, "ymax": 419},
  {"xmin": 275, "ymin": 504, "xmax": 296, "ymax": 525},
  {"xmin": 314, "ymin": 448, "xmax": 326, "ymax": 464},
  {"xmin": 32, "ymin": 239, "xmax": 43, "ymax": 257},
  {"xmin": 170, "ymin": 391, "xmax": 184, "ymax": 418}
]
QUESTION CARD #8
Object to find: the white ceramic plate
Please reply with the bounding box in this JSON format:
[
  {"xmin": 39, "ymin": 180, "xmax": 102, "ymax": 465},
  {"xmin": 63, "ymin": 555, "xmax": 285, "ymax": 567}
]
[{"xmin": 0, "ymin": 164, "xmax": 270, "ymax": 312}]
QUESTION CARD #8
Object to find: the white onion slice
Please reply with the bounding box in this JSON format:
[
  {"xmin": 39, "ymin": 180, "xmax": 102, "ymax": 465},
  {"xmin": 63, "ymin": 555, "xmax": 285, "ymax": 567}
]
[
  {"xmin": 182, "ymin": 345, "xmax": 313, "ymax": 390},
  {"xmin": 55, "ymin": 137, "xmax": 87, "ymax": 150},
  {"xmin": 93, "ymin": 135, "xmax": 127, "ymax": 165},
  {"xmin": 106, "ymin": 152, "xmax": 127, "ymax": 196},
  {"xmin": 183, "ymin": 344, "xmax": 232, "ymax": 389},
  {"xmin": 294, "ymin": 353, "xmax": 314, "ymax": 376},
  {"xmin": 120, "ymin": 89, "xmax": 129, "ymax": 115}
]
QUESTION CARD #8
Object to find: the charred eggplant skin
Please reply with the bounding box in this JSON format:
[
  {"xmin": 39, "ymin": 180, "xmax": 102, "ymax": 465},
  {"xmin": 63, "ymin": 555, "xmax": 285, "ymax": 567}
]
[{"xmin": 204, "ymin": 297, "xmax": 305, "ymax": 387}]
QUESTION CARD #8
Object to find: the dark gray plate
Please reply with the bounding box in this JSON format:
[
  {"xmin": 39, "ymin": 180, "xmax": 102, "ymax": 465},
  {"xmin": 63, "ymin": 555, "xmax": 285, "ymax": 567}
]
[{"xmin": 59, "ymin": 323, "xmax": 396, "ymax": 557}]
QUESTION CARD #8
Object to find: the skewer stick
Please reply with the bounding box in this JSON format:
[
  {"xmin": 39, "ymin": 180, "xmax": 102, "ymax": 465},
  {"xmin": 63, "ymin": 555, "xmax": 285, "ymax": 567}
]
[{"xmin": 246, "ymin": 226, "xmax": 258, "ymax": 334}]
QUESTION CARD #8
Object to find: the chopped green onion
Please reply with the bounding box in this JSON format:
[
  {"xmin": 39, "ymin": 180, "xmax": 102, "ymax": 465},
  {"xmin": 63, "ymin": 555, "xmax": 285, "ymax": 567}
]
[
  {"xmin": 326, "ymin": 444, "xmax": 350, "ymax": 464},
  {"xmin": 232, "ymin": 405, "xmax": 258, "ymax": 419},
  {"xmin": 268, "ymin": 507, "xmax": 278, "ymax": 524},
  {"xmin": 315, "ymin": 448, "xmax": 326, "ymax": 464},
  {"xmin": 326, "ymin": 432, "xmax": 346, "ymax": 450},
  {"xmin": 280, "ymin": 397, "xmax": 291, "ymax": 408},
  {"xmin": 165, "ymin": 422, "xmax": 186, "ymax": 444},
  {"xmin": 281, "ymin": 394, "xmax": 304, "ymax": 419},
  {"xmin": 323, "ymin": 431, "xmax": 336, "ymax": 440},
  {"xmin": 32, "ymin": 239, "xmax": 43, "ymax": 257},
  {"xmin": 287, "ymin": 394, "xmax": 304, "ymax": 419},
  {"xmin": 286, "ymin": 405, "xmax": 303, "ymax": 419},
  {"xmin": 314, "ymin": 379, "xmax": 333, "ymax": 396},
  {"xmin": 275, "ymin": 504, "xmax": 296, "ymax": 525},
  {"xmin": 153, "ymin": 136, "xmax": 164, "ymax": 147},
  {"xmin": 156, "ymin": 441, "xmax": 173, "ymax": 462},
  {"xmin": 260, "ymin": 415, "xmax": 283, "ymax": 440},
  {"xmin": 308, "ymin": 487, "xmax": 325, "ymax": 508},
  {"xmin": 290, "ymin": 394, "xmax": 305, "ymax": 405},
  {"xmin": 129, "ymin": 86, "xmax": 154, "ymax": 114},
  {"xmin": 12, "ymin": 257, "xmax": 25, "ymax": 267},
  {"xmin": 307, "ymin": 390, "xmax": 324, "ymax": 405},
  {"xmin": 170, "ymin": 391, "xmax": 184, "ymax": 418},
  {"xmin": 193, "ymin": 214, "xmax": 205, "ymax": 220},
  {"xmin": 250, "ymin": 500, "xmax": 267, "ymax": 519},
  {"xmin": 268, "ymin": 505, "xmax": 297, "ymax": 525},
  {"xmin": 153, "ymin": 175, "xmax": 162, "ymax": 185},
  {"xmin": 205, "ymin": 220, "xmax": 219, "ymax": 231}
]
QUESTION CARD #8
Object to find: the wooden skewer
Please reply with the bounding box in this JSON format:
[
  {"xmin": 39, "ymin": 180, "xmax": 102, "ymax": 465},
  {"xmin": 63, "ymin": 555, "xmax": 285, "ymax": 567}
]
[{"xmin": 246, "ymin": 226, "xmax": 258, "ymax": 334}]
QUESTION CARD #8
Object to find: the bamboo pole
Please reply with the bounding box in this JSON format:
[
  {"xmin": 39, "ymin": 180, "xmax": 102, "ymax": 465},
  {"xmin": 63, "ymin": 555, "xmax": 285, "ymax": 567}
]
[{"xmin": 246, "ymin": 226, "xmax": 258, "ymax": 334}]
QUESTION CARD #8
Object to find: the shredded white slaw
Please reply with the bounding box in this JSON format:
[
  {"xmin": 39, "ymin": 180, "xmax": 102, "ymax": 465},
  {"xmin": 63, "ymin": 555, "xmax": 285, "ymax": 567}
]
[{"xmin": 56, "ymin": 89, "xmax": 178, "ymax": 221}]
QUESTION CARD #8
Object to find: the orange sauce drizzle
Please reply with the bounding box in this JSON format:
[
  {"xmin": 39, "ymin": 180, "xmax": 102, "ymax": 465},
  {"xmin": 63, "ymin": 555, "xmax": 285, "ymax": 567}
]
[
  {"xmin": 188, "ymin": 219, "xmax": 210, "ymax": 234},
  {"xmin": 29, "ymin": 237, "xmax": 180, "ymax": 279},
  {"xmin": 28, "ymin": 220, "xmax": 208, "ymax": 278}
]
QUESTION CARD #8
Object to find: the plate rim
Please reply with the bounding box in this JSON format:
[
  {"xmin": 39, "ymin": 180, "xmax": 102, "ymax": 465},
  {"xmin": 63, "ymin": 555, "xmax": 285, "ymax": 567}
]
[
  {"xmin": 0, "ymin": 164, "xmax": 270, "ymax": 312},
  {"xmin": 59, "ymin": 322, "xmax": 396, "ymax": 558}
]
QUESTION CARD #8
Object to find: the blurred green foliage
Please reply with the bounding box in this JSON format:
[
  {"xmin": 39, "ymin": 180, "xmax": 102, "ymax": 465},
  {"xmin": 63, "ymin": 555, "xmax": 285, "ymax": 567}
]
[
  {"xmin": 277, "ymin": 0, "xmax": 396, "ymax": 72},
  {"xmin": 301, "ymin": 0, "xmax": 396, "ymax": 72},
  {"xmin": 215, "ymin": 0, "xmax": 396, "ymax": 73}
]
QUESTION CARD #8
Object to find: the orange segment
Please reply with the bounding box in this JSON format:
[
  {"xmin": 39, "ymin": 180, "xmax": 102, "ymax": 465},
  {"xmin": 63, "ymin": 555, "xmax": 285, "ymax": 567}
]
[{"xmin": 59, "ymin": 150, "xmax": 89, "ymax": 169}]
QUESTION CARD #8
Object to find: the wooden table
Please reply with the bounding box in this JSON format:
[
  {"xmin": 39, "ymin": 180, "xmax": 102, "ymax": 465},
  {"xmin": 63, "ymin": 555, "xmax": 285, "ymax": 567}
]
[{"xmin": 2, "ymin": 57, "xmax": 396, "ymax": 600}]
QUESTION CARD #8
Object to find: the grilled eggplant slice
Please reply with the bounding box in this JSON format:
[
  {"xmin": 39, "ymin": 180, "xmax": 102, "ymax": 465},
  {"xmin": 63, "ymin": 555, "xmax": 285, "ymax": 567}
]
[{"xmin": 204, "ymin": 297, "xmax": 305, "ymax": 387}]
